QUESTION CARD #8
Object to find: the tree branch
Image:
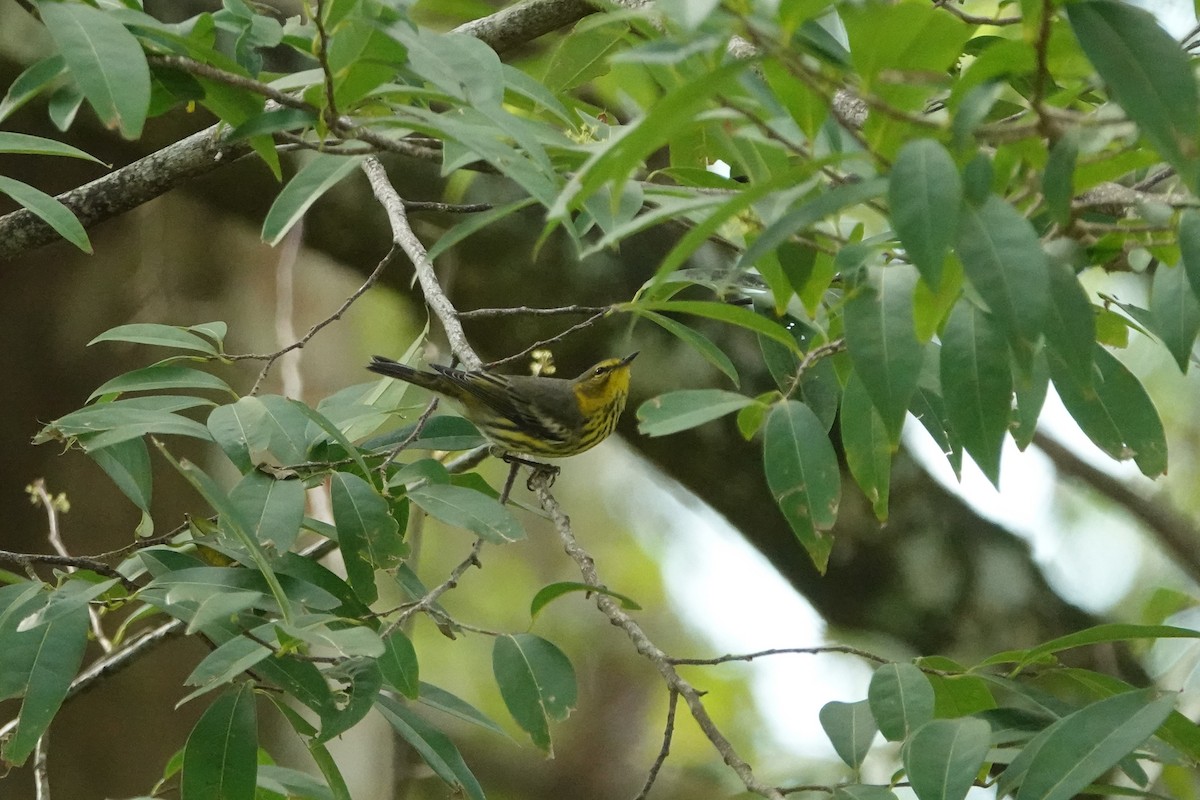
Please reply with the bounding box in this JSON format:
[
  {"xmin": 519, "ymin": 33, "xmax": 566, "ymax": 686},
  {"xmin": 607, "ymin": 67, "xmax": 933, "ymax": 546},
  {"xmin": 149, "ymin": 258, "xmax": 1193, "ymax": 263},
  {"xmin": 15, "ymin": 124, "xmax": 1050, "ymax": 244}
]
[
  {"xmin": 529, "ymin": 471, "xmax": 785, "ymax": 800},
  {"xmin": 1034, "ymin": 432, "xmax": 1200, "ymax": 585},
  {"xmin": 0, "ymin": 0, "xmax": 599, "ymax": 261}
]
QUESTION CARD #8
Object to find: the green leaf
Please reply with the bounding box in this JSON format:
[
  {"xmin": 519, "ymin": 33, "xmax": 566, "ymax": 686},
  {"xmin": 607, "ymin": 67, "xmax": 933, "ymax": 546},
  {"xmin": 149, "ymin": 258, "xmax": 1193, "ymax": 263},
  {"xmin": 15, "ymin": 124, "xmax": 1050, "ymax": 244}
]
[
  {"xmin": 1021, "ymin": 623, "xmax": 1200, "ymax": 668},
  {"xmin": 375, "ymin": 694, "xmax": 485, "ymax": 800},
  {"xmin": 229, "ymin": 471, "xmax": 305, "ymax": 553},
  {"xmin": 180, "ymin": 684, "xmax": 258, "ymax": 800},
  {"xmin": 904, "ymin": 718, "xmax": 992, "ymax": 800},
  {"xmin": 0, "ymin": 55, "xmax": 66, "ymax": 124},
  {"xmin": 1150, "ymin": 264, "xmax": 1200, "ymax": 372},
  {"xmin": 0, "ymin": 590, "xmax": 89, "ymax": 766},
  {"xmin": 0, "ymin": 175, "xmax": 91, "ymax": 253},
  {"xmin": 0, "ymin": 131, "xmax": 103, "ymax": 163},
  {"xmin": 182, "ymin": 622, "xmax": 272, "ymax": 698},
  {"xmin": 492, "ymin": 633, "xmax": 577, "ymax": 754},
  {"xmin": 208, "ymin": 398, "xmax": 271, "ymax": 473},
  {"xmin": 636, "ymin": 389, "xmax": 754, "ymax": 437},
  {"xmin": 1044, "ymin": 133, "xmax": 1079, "ymax": 227},
  {"xmin": 956, "ymin": 196, "xmax": 1049, "ymax": 363},
  {"xmin": 330, "ymin": 472, "xmax": 404, "ymax": 604},
  {"xmin": 939, "ymin": 300, "xmax": 1012, "ymax": 486},
  {"xmin": 622, "ymin": 300, "xmax": 800, "ymax": 353},
  {"xmin": 89, "ymin": 323, "xmax": 219, "ymax": 354},
  {"xmin": 1047, "ymin": 345, "xmax": 1167, "ymax": 478},
  {"xmin": 37, "ymin": 0, "xmax": 150, "ymax": 138},
  {"xmin": 844, "ymin": 264, "xmax": 925, "ymax": 443},
  {"xmin": 529, "ymin": 581, "xmax": 642, "ymax": 620},
  {"xmin": 1179, "ymin": 209, "xmax": 1200, "ymax": 304},
  {"xmin": 262, "ymin": 154, "xmax": 365, "ymax": 246},
  {"xmin": 1015, "ymin": 689, "xmax": 1176, "ymax": 800},
  {"xmin": 325, "ymin": 19, "xmax": 406, "ymax": 109},
  {"xmin": 379, "ymin": 632, "xmax": 420, "ymax": 699},
  {"xmin": 840, "ymin": 372, "xmax": 891, "ymax": 522},
  {"xmin": 889, "ymin": 139, "xmax": 961, "ymax": 288},
  {"xmin": 88, "ymin": 364, "xmax": 233, "ymax": 401},
  {"xmin": 1067, "ymin": 1, "xmax": 1200, "ymax": 187},
  {"xmin": 408, "ymin": 483, "xmax": 524, "ymax": 544},
  {"xmin": 868, "ymin": 662, "xmax": 935, "ymax": 742},
  {"xmin": 737, "ymin": 178, "xmax": 891, "ymax": 273},
  {"xmin": 819, "ymin": 700, "xmax": 878, "ymax": 769},
  {"xmin": 834, "ymin": 787, "xmax": 899, "ymax": 800},
  {"xmin": 763, "ymin": 401, "xmax": 841, "ymax": 573},
  {"xmin": 318, "ymin": 659, "xmax": 383, "ymax": 743},
  {"xmin": 1043, "ymin": 260, "xmax": 1097, "ymax": 389},
  {"xmin": 1012, "ymin": 352, "xmax": 1050, "ymax": 451},
  {"xmin": 89, "ymin": 436, "xmax": 152, "ymax": 516},
  {"xmin": 630, "ymin": 309, "xmax": 739, "ymax": 387},
  {"xmin": 417, "ymin": 682, "xmax": 508, "ymax": 737}
]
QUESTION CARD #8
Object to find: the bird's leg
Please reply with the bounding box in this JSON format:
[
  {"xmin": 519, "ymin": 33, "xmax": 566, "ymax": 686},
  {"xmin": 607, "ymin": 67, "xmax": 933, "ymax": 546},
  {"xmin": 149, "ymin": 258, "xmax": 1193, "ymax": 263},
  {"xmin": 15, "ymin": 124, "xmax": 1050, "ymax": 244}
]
[
  {"xmin": 499, "ymin": 460, "xmax": 520, "ymax": 505},
  {"xmin": 497, "ymin": 452, "xmax": 560, "ymax": 491}
]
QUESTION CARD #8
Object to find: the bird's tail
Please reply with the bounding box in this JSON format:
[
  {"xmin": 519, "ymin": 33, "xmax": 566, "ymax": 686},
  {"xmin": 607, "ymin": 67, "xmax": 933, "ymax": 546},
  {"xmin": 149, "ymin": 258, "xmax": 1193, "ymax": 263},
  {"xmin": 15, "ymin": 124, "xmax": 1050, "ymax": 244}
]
[{"xmin": 367, "ymin": 356, "xmax": 446, "ymax": 392}]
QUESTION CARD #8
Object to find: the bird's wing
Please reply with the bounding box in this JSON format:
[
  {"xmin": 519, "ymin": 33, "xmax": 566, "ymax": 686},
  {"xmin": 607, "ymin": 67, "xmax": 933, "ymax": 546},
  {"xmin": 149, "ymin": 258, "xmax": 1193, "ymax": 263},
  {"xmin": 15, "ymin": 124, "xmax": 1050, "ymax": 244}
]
[{"xmin": 430, "ymin": 366, "xmax": 573, "ymax": 443}]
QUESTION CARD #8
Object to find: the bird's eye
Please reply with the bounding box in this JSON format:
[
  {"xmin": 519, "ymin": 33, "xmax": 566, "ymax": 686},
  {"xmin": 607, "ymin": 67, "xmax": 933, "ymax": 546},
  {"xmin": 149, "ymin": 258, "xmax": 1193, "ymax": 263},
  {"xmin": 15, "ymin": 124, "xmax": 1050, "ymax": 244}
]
[{"xmin": 593, "ymin": 367, "xmax": 605, "ymax": 377}]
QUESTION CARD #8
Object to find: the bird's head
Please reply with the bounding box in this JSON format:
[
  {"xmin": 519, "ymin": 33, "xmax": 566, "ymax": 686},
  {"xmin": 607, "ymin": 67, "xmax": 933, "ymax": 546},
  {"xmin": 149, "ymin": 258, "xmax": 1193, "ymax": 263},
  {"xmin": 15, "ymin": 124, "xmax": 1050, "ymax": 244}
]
[{"xmin": 572, "ymin": 352, "xmax": 638, "ymax": 407}]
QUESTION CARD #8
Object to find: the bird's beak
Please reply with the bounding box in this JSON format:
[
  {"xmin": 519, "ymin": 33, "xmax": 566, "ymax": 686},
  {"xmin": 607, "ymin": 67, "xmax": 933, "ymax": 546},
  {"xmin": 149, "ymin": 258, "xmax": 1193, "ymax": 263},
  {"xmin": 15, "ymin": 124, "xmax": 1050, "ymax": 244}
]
[{"xmin": 619, "ymin": 352, "xmax": 639, "ymax": 366}]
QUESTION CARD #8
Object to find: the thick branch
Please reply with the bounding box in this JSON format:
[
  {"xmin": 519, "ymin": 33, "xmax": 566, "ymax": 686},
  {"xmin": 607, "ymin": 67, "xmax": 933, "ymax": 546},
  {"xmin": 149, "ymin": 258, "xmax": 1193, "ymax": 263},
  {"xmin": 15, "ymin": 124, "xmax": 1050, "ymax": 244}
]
[
  {"xmin": 1034, "ymin": 432, "xmax": 1200, "ymax": 584},
  {"xmin": 0, "ymin": 0, "xmax": 599, "ymax": 262}
]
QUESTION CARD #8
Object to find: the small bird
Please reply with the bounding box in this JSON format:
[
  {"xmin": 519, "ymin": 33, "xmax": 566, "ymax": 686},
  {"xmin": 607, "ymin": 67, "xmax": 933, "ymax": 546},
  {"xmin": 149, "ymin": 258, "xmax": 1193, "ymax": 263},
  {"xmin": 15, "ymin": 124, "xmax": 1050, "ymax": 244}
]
[{"xmin": 367, "ymin": 353, "xmax": 638, "ymax": 457}]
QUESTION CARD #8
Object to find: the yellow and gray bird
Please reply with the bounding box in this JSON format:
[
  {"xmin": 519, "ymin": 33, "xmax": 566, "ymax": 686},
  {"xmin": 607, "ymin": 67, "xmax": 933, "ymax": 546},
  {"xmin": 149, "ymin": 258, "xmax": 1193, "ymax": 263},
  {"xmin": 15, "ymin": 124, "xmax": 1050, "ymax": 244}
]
[{"xmin": 367, "ymin": 353, "xmax": 638, "ymax": 457}]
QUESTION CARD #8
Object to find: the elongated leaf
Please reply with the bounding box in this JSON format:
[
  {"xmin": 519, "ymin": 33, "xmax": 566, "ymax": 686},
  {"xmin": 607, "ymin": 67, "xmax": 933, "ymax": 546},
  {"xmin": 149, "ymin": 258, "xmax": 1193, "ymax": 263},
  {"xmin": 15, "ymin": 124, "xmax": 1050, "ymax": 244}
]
[
  {"xmin": 1067, "ymin": 1, "xmax": 1200, "ymax": 186},
  {"xmin": 182, "ymin": 626, "xmax": 272, "ymax": 700},
  {"xmin": 0, "ymin": 175, "xmax": 91, "ymax": 253},
  {"xmin": 89, "ymin": 436, "xmax": 152, "ymax": 515},
  {"xmin": 623, "ymin": 300, "xmax": 800, "ymax": 353},
  {"xmin": 88, "ymin": 364, "xmax": 233, "ymax": 401},
  {"xmin": 1015, "ymin": 689, "xmax": 1176, "ymax": 800},
  {"xmin": 37, "ymin": 0, "xmax": 150, "ymax": 138},
  {"xmin": 379, "ymin": 632, "xmax": 420, "ymax": 699},
  {"xmin": 492, "ymin": 633, "xmax": 577, "ymax": 754},
  {"xmin": 738, "ymin": 178, "xmax": 890, "ymax": 272},
  {"xmin": 529, "ymin": 581, "xmax": 642, "ymax": 619},
  {"xmin": 417, "ymin": 681, "xmax": 508, "ymax": 737},
  {"xmin": 1047, "ymin": 345, "xmax": 1167, "ymax": 478},
  {"xmin": 181, "ymin": 684, "xmax": 258, "ymax": 800},
  {"xmin": 262, "ymin": 154, "xmax": 365, "ymax": 245},
  {"xmin": 904, "ymin": 718, "xmax": 992, "ymax": 800},
  {"xmin": 89, "ymin": 323, "xmax": 218, "ymax": 354},
  {"xmin": 1043, "ymin": 260, "xmax": 1096, "ymax": 389},
  {"xmin": 208, "ymin": 398, "xmax": 271, "ymax": 473},
  {"xmin": 409, "ymin": 483, "xmax": 524, "ymax": 544},
  {"xmin": 1179, "ymin": 209, "xmax": 1200, "ymax": 303},
  {"xmin": 764, "ymin": 401, "xmax": 841, "ymax": 572},
  {"xmin": 0, "ymin": 131, "xmax": 102, "ymax": 163},
  {"xmin": 841, "ymin": 371, "xmax": 891, "ymax": 522},
  {"xmin": 632, "ymin": 309, "xmax": 739, "ymax": 386},
  {"xmin": 375, "ymin": 695, "xmax": 485, "ymax": 800},
  {"xmin": 819, "ymin": 700, "xmax": 878, "ymax": 769},
  {"xmin": 230, "ymin": 470, "xmax": 305, "ymax": 553},
  {"xmin": 956, "ymin": 196, "xmax": 1049, "ymax": 363},
  {"xmin": 330, "ymin": 472, "xmax": 404, "ymax": 604},
  {"xmin": 1150, "ymin": 263, "xmax": 1200, "ymax": 372},
  {"xmin": 1044, "ymin": 134, "xmax": 1078, "ymax": 227},
  {"xmin": 868, "ymin": 662, "xmax": 935, "ymax": 742},
  {"xmin": 0, "ymin": 593, "xmax": 89, "ymax": 766},
  {"xmin": 318, "ymin": 659, "xmax": 383, "ymax": 743},
  {"xmin": 636, "ymin": 390, "xmax": 754, "ymax": 437},
  {"xmin": 0, "ymin": 55, "xmax": 66, "ymax": 124},
  {"xmin": 844, "ymin": 265, "xmax": 925, "ymax": 443},
  {"xmin": 940, "ymin": 300, "xmax": 1012, "ymax": 486},
  {"xmin": 889, "ymin": 139, "xmax": 961, "ymax": 288}
]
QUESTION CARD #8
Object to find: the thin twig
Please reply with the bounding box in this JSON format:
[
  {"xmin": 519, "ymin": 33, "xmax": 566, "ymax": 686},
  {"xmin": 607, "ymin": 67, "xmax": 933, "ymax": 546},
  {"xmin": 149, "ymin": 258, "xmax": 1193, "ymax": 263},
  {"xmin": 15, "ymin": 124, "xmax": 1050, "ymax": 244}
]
[
  {"xmin": 932, "ymin": 0, "xmax": 1021, "ymax": 25},
  {"xmin": 34, "ymin": 732, "xmax": 51, "ymax": 800},
  {"xmin": 530, "ymin": 473, "xmax": 784, "ymax": 800},
  {"xmin": 235, "ymin": 244, "xmax": 399, "ymax": 393},
  {"xmin": 668, "ymin": 645, "xmax": 889, "ymax": 666},
  {"xmin": 486, "ymin": 311, "xmax": 610, "ymax": 368},
  {"xmin": 361, "ymin": 157, "xmax": 483, "ymax": 370},
  {"xmin": 384, "ymin": 538, "xmax": 486, "ymax": 635},
  {"xmin": 147, "ymin": 55, "xmax": 316, "ymax": 114},
  {"xmin": 0, "ymin": 549, "xmax": 134, "ymax": 589},
  {"xmin": 785, "ymin": 339, "xmax": 846, "ymax": 398},
  {"xmin": 378, "ymin": 398, "xmax": 441, "ymax": 476},
  {"xmin": 313, "ymin": 0, "xmax": 341, "ymax": 127},
  {"xmin": 458, "ymin": 304, "xmax": 611, "ymax": 319},
  {"xmin": 633, "ymin": 689, "xmax": 679, "ymax": 800}
]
